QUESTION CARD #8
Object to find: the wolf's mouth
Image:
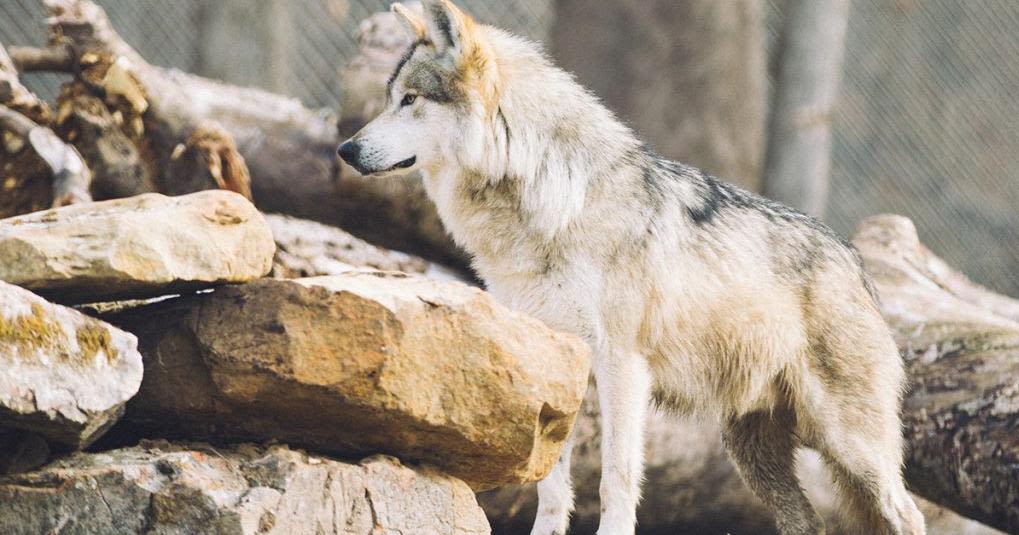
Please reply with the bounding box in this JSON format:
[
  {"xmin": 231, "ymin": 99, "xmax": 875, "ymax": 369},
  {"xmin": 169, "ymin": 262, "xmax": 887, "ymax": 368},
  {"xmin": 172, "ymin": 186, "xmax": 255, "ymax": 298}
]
[{"xmin": 389, "ymin": 156, "xmax": 416, "ymax": 171}]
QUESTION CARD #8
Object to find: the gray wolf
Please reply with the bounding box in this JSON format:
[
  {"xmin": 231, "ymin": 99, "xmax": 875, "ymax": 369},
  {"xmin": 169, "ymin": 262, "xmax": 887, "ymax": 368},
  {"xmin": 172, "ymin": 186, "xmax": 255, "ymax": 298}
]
[{"xmin": 338, "ymin": 2, "xmax": 926, "ymax": 533}]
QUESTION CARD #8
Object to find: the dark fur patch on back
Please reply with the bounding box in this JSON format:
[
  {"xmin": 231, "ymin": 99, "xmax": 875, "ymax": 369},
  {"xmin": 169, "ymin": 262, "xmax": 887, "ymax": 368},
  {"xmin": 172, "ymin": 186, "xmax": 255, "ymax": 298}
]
[
  {"xmin": 640, "ymin": 148, "xmax": 880, "ymax": 302},
  {"xmin": 688, "ymin": 174, "xmax": 725, "ymax": 225}
]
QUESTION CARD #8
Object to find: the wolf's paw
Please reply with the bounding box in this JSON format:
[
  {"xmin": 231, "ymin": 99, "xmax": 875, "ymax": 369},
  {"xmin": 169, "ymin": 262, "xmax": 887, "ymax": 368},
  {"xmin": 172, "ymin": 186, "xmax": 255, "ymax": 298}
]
[
  {"xmin": 530, "ymin": 513, "xmax": 569, "ymax": 535},
  {"xmin": 595, "ymin": 510, "xmax": 636, "ymax": 535}
]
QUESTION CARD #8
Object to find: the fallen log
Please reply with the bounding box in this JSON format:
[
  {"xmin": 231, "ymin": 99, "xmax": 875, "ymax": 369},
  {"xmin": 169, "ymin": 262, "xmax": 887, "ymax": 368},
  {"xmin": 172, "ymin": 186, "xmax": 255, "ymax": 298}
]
[
  {"xmin": 481, "ymin": 214, "xmax": 1015, "ymax": 535},
  {"xmin": 24, "ymin": 0, "xmax": 252, "ymax": 203},
  {"xmin": 854, "ymin": 214, "xmax": 1019, "ymax": 534}
]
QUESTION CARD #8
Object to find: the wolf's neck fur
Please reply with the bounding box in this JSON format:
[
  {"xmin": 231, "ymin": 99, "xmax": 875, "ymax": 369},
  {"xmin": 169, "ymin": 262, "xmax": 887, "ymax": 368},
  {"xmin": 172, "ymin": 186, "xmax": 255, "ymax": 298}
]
[{"xmin": 429, "ymin": 28, "xmax": 647, "ymax": 269}]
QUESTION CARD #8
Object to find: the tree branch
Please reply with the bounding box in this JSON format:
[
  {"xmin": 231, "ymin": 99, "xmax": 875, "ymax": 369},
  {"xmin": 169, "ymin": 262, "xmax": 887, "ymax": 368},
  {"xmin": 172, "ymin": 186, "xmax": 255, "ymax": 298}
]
[
  {"xmin": 0, "ymin": 104, "xmax": 92, "ymax": 207},
  {"xmin": 8, "ymin": 46, "xmax": 75, "ymax": 73}
]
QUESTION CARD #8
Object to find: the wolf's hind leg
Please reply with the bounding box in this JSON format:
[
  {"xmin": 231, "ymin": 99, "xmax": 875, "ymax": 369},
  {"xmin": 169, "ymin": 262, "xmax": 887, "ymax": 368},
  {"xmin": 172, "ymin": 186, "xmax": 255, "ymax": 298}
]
[
  {"xmin": 816, "ymin": 409, "xmax": 925, "ymax": 535},
  {"xmin": 722, "ymin": 408, "xmax": 825, "ymax": 535},
  {"xmin": 531, "ymin": 427, "xmax": 577, "ymax": 535}
]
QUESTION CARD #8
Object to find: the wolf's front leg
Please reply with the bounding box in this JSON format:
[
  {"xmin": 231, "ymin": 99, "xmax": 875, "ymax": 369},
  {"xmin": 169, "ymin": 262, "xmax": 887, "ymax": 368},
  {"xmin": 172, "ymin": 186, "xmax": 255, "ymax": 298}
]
[
  {"xmin": 530, "ymin": 426, "xmax": 577, "ymax": 535},
  {"xmin": 595, "ymin": 350, "xmax": 651, "ymax": 535}
]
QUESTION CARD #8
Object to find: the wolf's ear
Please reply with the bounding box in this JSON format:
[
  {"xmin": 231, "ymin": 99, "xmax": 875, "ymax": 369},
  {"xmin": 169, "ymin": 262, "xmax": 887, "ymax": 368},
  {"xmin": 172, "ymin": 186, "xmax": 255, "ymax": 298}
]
[
  {"xmin": 421, "ymin": 0, "xmax": 475, "ymax": 57},
  {"xmin": 391, "ymin": 3, "xmax": 427, "ymax": 41}
]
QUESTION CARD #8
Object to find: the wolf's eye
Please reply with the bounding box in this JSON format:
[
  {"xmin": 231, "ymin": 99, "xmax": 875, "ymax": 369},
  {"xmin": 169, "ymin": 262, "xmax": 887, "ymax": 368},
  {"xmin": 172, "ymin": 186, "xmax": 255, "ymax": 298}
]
[{"xmin": 400, "ymin": 94, "xmax": 418, "ymax": 107}]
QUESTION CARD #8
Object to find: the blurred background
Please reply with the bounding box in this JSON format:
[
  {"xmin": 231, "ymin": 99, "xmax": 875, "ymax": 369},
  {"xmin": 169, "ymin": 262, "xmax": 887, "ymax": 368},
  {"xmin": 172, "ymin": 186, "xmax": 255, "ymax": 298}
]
[{"xmin": 4, "ymin": 0, "xmax": 1016, "ymax": 297}]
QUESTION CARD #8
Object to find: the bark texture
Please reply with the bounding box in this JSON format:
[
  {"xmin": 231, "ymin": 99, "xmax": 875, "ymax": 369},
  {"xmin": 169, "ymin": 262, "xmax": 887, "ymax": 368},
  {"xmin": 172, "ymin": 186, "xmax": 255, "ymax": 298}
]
[
  {"xmin": 0, "ymin": 44, "xmax": 63, "ymax": 217},
  {"xmin": 39, "ymin": 0, "xmax": 254, "ymax": 202}
]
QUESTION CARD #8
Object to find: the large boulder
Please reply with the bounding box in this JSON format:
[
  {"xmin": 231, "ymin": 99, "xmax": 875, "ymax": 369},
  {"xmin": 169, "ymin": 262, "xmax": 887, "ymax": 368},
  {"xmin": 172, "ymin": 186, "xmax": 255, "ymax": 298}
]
[
  {"xmin": 0, "ymin": 281, "xmax": 142, "ymax": 450},
  {"xmin": 0, "ymin": 190, "xmax": 275, "ymax": 303},
  {"xmin": 105, "ymin": 273, "xmax": 589, "ymax": 490},
  {"xmin": 0, "ymin": 441, "xmax": 491, "ymax": 535}
]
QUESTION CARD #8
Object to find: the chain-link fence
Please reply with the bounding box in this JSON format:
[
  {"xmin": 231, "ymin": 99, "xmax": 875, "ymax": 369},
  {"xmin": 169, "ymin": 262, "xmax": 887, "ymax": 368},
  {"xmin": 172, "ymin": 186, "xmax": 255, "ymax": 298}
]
[
  {"xmin": 0, "ymin": 0, "xmax": 202, "ymax": 102},
  {"xmin": 3, "ymin": 0, "xmax": 1018, "ymax": 296},
  {"xmin": 824, "ymin": 0, "xmax": 1019, "ymax": 298}
]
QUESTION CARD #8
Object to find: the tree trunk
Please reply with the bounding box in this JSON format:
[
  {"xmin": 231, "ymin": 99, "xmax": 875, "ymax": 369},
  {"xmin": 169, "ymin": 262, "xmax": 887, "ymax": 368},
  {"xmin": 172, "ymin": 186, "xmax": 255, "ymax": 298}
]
[
  {"xmin": 481, "ymin": 214, "xmax": 1015, "ymax": 535},
  {"xmin": 762, "ymin": 0, "xmax": 850, "ymax": 216},
  {"xmin": 549, "ymin": 0, "xmax": 768, "ymax": 190}
]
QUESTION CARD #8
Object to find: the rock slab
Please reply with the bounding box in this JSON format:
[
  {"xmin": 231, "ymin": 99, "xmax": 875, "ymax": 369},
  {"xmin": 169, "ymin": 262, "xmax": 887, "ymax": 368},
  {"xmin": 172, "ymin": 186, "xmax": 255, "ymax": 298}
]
[
  {"xmin": 0, "ymin": 190, "xmax": 275, "ymax": 303},
  {"xmin": 266, "ymin": 213, "xmax": 463, "ymax": 281},
  {"xmin": 107, "ymin": 274, "xmax": 590, "ymax": 490},
  {"xmin": 0, "ymin": 281, "xmax": 142, "ymax": 449},
  {"xmin": 0, "ymin": 441, "xmax": 490, "ymax": 535}
]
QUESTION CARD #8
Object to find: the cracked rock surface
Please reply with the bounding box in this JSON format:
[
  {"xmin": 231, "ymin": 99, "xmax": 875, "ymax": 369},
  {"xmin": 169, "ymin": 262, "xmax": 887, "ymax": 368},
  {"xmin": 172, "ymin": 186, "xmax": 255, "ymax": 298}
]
[{"xmin": 0, "ymin": 440, "xmax": 490, "ymax": 535}]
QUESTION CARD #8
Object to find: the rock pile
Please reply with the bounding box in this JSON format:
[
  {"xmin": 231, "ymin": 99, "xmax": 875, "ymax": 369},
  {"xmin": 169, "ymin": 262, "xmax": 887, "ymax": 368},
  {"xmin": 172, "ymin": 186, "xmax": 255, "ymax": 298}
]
[
  {"xmin": 0, "ymin": 191, "xmax": 590, "ymax": 534},
  {"xmin": 0, "ymin": 441, "xmax": 491, "ymax": 535}
]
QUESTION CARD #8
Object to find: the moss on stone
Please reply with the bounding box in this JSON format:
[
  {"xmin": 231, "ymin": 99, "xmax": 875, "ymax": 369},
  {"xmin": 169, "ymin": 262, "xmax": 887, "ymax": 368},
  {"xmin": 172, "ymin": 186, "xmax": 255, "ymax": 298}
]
[
  {"xmin": 76, "ymin": 323, "xmax": 114, "ymax": 364},
  {"xmin": 0, "ymin": 304, "xmax": 63, "ymax": 355},
  {"xmin": 0, "ymin": 303, "xmax": 115, "ymax": 364}
]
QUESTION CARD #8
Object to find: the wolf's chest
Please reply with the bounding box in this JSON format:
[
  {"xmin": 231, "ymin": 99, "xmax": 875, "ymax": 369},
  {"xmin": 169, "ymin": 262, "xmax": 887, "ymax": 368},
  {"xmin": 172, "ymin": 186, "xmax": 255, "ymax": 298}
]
[
  {"xmin": 483, "ymin": 271, "xmax": 597, "ymax": 340},
  {"xmin": 425, "ymin": 171, "xmax": 543, "ymax": 266}
]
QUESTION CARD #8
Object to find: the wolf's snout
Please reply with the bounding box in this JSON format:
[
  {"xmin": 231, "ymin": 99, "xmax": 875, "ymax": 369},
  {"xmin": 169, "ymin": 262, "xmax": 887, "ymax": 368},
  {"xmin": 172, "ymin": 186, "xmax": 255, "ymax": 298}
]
[{"xmin": 338, "ymin": 140, "xmax": 374, "ymax": 175}]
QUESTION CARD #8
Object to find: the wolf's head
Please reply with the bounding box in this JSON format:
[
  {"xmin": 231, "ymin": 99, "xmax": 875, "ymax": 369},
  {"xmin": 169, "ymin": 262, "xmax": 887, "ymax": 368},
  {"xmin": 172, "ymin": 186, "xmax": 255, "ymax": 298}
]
[{"xmin": 338, "ymin": 0, "xmax": 500, "ymax": 177}]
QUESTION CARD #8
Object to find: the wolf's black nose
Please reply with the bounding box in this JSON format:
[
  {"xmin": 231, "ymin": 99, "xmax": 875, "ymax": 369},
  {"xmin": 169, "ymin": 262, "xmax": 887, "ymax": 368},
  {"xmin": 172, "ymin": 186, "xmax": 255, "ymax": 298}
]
[{"xmin": 337, "ymin": 140, "xmax": 360, "ymax": 165}]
